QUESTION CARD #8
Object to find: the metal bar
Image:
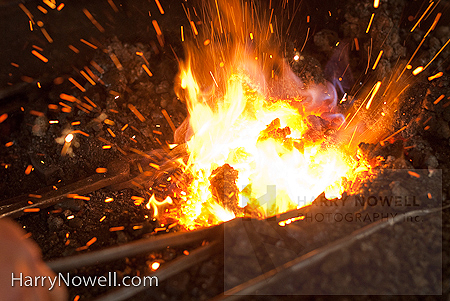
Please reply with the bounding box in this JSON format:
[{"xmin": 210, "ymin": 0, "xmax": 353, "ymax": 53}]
[
  {"xmin": 47, "ymin": 225, "xmax": 221, "ymax": 272},
  {"xmin": 215, "ymin": 205, "xmax": 448, "ymax": 300},
  {"xmin": 94, "ymin": 241, "xmax": 221, "ymax": 301}
]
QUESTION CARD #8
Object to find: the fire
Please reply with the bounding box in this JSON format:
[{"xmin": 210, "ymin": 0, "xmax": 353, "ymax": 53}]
[
  {"xmin": 157, "ymin": 0, "xmax": 370, "ymax": 230},
  {"xmin": 173, "ymin": 66, "xmax": 365, "ymax": 229}
]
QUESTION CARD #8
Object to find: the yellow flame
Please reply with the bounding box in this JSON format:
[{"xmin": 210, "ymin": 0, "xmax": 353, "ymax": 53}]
[{"xmin": 161, "ymin": 0, "xmax": 369, "ymax": 230}]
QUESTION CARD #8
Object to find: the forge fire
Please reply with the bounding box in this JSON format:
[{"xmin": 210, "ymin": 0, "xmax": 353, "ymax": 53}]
[{"xmin": 0, "ymin": 0, "xmax": 448, "ymax": 299}]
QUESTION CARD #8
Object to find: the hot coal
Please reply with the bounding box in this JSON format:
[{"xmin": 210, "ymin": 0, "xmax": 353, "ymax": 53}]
[{"xmin": 209, "ymin": 164, "xmax": 240, "ymax": 214}]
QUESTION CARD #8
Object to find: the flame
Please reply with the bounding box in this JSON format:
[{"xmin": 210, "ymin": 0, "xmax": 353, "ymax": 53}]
[{"xmin": 160, "ymin": 0, "xmax": 369, "ymax": 230}]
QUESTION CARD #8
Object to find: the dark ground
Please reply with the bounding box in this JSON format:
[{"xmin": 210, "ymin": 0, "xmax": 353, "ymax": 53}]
[{"xmin": 0, "ymin": 0, "xmax": 449, "ymax": 300}]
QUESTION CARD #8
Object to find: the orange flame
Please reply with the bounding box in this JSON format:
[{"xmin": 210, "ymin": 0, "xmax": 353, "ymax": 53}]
[{"xmin": 162, "ymin": 0, "xmax": 370, "ymax": 230}]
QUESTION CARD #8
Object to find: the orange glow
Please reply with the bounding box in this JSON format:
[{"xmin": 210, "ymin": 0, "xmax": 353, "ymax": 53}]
[
  {"xmin": 428, "ymin": 72, "xmax": 443, "ymax": 81},
  {"xmin": 151, "ymin": 262, "xmax": 160, "ymax": 271},
  {"xmin": 412, "ymin": 66, "xmax": 423, "ymax": 76},
  {"xmin": 31, "ymin": 50, "xmax": 48, "ymax": 63},
  {"xmin": 154, "ymin": 0, "xmax": 375, "ymax": 230},
  {"xmin": 65, "ymin": 134, "xmax": 74, "ymax": 143}
]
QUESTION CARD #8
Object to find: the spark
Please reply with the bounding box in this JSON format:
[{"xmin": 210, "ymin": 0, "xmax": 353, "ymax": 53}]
[
  {"xmin": 433, "ymin": 95, "xmax": 445, "ymax": 105},
  {"xmin": 151, "ymin": 262, "xmax": 160, "ymax": 271},
  {"xmin": 161, "ymin": 109, "xmax": 176, "ymax": 132},
  {"xmin": 428, "ymin": 72, "xmax": 443, "ymax": 81},
  {"xmin": 365, "ymin": 81, "xmax": 382, "ymax": 109},
  {"xmin": 412, "ymin": 66, "xmax": 423, "ymax": 76},
  {"xmin": 56, "ymin": 3, "xmax": 64, "ymax": 11},
  {"xmin": 109, "ymin": 53, "xmax": 123, "ymax": 70},
  {"xmin": 423, "ymin": 38, "xmax": 450, "ymax": 71},
  {"xmin": 380, "ymin": 126, "xmax": 407, "ymax": 144},
  {"xmin": 28, "ymin": 194, "xmax": 42, "ymax": 198},
  {"xmin": 86, "ymin": 237, "xmax": 97, "ymax": 247},
  {"xmin": 366, "ymin": 13, "xmax": 374, "ymax": 33},
  {"xmin": 109, "ymin": 226, "xmax": 125, "ymax": 232},
  {"xmin": 90, "ymin": 60, "xmax": 104, "ymax": 73},
  {"xmin": 152, "ymin": 20, "xmax": 165, "ymax": 46},
  {"xmin": 293, "ymin": 54, "xmax": 299, "ymax": 61},
  {"xmin": 107, "ymin": 128, "xmax": 116, "ymax": 137},
  {"xmin": 10, "ymin": 62, "xmax": 19, "ymax": 67},
  {"xmin": 68, "ymin": 77, "xmax": 86, "ymax": 92},
  {"xmin": 5, "ymin": 142, "xmax": 14, "ymax": 147},
  {"xmin": 300, "ymin": 27, "xmax": 310, "ymax": 52},
  {"xmin": 96, "ymin": 168, "xmax": 107, "ymax": 173},
  {"xmin": 372, "ymin": 50, "xmax": 383, "ymax": 70},
  {"xmin": 71, "ymin": 121, "xmax": 81, "ymax": 126},
  {"xmin": 19, "ymin": 3, "xmax": 35, "ymax": 24},
  {"xmin": 80, "ymin": 70, "xmax": 96, "ymax": 85},
  {"xmin": 142, "ymin": 64, "xmax": 153, "ymax": 77},
  {"xmin": 397, "ymin": 12, "xmax": 441, "ymax": 81},
  {"xmin": 65, "ymin": 133, "xmax": 74, "ymax": 143},
  {"xmin": 37, "ymin": 6, "xmax": 48, "ymax": 14},
  {"xmin": 68, "ymin": 45, "xmax": 79, "ymax": 53},
  {"xmin": 107, "ymin": 0, "xmax": 119, "ymax": 12},
  {"xmin": 373, "ymin": 0, "xmax": 379, "ymax": 8},
  {"xmin": 41, "ymin": 28, "xmax": 53, "ymax": 43},
  {"xmin": 408, "ymin": 171, "xmax": 420, "ymax": 178},
  {"xmin": 42, "ymin": 0, "xmax": 56, "ymax": 9},
  {"xmin": 190, "ymin": 21, "xmax": 198, "ymax": 35},
  {"xmin": 128, "ymin": 104, "xmax": 146, "ymax": 122},
  {"xmin": 155, "ymin": 0, "xmax": 164, "ymax": 14},
  {"xmin": 210, "ymin": 71, "xmax": 219, "ymax": 87},
  {"xmin": 31, "ymin": 50, "xmax": 48, "ymax": 63},
  {"xmin": 0, "ymin": 114, "xmax": 8, "ymax": 123},
  {"xmin": 181, "ymin": 26, "xmax": 184, "ymax": 42},
  {"xmin": 71, "ymin": 130, "xmax": 89, "ymax": 137},
  {"xmin": 67, "ymin": 194, "xmax": 90, "ymax": 200},
  {"xmin": 25, "ymin": 165, "xmax": 33, "ymax": 175},
  {"xmin": 23, "ymin": 208, "xmax": 40, "ymax": 213},
  {"xmin": 83, "ymin": 8, "xmax": 105, "ymax": 32},
  {"xmin": 80, "ymin": 39, "xmax": 98, "ymax": 49},
  {"xmin": 100, "ymin": 216, "xmax": 106, "ymax": 222},
  {"xmin": 348, "ymin": 125, "xmax": 358, "ymax": 148},
  {"xmin": 102, "ymin": 145, "xmax": 112, "ymax": 149},
  {"xmin": 33, "ymin": 44, "xmax": 44, "ymax": 51},
  {"xmin": 104, "ymin": 119, "xmax": 115, "ymax": 126},
  {"xmin": 411, "ymin": 2, "xmax": 434, "ymax": 32},
  {"xmin": 149, "ymin": 163, "xmax": 160, "ymax": 170},
  {"xmin": 278, "ymin": 215, "xmax": 305, "ymax": 227}
]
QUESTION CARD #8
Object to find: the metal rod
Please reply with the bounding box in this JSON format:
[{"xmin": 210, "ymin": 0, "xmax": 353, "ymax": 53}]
[
  {"xmin": 47, "ymin": 225, "xmax": 221, "ymax": 272},
  {"xmin": 94, "ymin": 241, "xmax": 221, "ymax": 301},
  {"xmin": 215, "ymin": 205, "xmax": 448, "ymax": 300}
]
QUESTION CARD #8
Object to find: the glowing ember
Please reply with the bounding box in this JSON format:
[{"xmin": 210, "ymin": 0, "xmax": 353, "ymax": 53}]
[
  {"xmin": 150, "ymin": 261, "xmax": 160, "ymax": 271},
  {"xmin": 64, "ymin": 133, "xmax": 74, "ymax": 143}
]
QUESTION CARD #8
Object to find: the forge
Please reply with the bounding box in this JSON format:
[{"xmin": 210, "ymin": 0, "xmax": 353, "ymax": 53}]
[{"xmin": 0, "ymin": 0, "xmax": 448, "ymax": 300}]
